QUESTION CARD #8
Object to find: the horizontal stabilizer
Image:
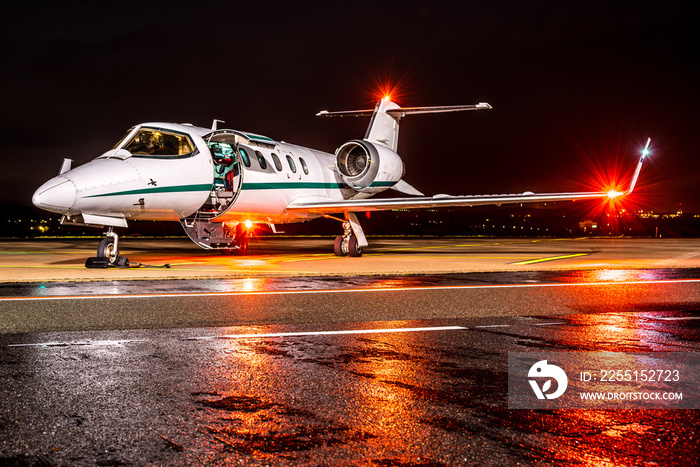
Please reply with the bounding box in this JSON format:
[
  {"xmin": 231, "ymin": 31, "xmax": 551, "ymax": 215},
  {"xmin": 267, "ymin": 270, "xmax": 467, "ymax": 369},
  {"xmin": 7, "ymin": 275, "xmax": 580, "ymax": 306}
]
[
  {"xmin": 317, "ymin": 103, "xmax": 491, "ymax": 119},
  {"xmin": 318, "ymin": 98, "xmax": 492, "ymax": 152},
  {"xmin": 387, "ymin": 103, "xmax": 492, "ymax": 118}
]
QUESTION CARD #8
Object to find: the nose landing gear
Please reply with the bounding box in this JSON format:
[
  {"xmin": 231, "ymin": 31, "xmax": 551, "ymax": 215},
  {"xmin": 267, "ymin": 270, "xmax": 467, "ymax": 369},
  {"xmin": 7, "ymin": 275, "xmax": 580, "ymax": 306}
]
[
  {"xmin": 87, "ymin": 228, "xmax": 128, "ymax": 267},
  {"xmin": 97, "ymin": 230, "xmax": 119, "ymax": 264}
]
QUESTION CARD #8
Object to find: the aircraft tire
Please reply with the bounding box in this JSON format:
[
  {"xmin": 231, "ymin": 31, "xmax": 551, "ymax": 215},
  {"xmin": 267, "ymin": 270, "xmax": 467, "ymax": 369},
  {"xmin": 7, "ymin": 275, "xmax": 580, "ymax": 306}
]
[
  {"xmin": 97, "ymin": 237, "xmax": 118, "ymax": 264},
  {"xmin": 348, "ymin": 235, "xmax": 363, "ymax": 257},
  {"xmin": 234, "ymin": 238, "xmax": 249, "ymax": 256},
  {"xmin": 333, "ymin": 236, "xmax": 346, "ymax": 256}
]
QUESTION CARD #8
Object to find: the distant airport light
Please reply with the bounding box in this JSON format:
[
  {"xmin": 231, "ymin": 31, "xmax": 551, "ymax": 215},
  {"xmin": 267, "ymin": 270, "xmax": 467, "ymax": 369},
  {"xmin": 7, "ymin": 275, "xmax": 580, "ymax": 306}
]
[
  {"xmin": 607, "ymin": 189, "xmax": 624, "ymax": 199},
  {"xmin": 244, "ymin": 219, "xmax": 254, "ymax": 230}
]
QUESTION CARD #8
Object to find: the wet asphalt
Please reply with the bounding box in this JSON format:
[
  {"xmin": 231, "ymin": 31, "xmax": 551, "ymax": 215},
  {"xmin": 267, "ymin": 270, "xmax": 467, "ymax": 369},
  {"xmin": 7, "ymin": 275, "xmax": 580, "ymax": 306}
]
[
  {"xmin": 1, "ymin": 269, "xmax": 699, "ymax": 465},
  {"xmin": 1, "ymin": 268, "xmax": 698, "ymax": 298}
]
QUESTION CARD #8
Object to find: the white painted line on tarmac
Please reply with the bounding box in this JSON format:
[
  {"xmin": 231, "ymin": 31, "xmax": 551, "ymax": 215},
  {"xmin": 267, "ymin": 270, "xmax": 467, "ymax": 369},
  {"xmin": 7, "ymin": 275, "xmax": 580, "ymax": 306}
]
[
  {"xmin": 1, "ymin": 278, "xmax": 698, "ymax": 302},
  {"xmin": 5, "ymin": 326, "xmax": 467, "ymax": 348},
  {"xmin": 473, "ymin": 321, "xmax": 564, "ymax": 328},
  {"xmin": 207, "ymin": 325, "xmax": 468, "ymax": 340},
  {"xmin": 8, "ymin": 339, "xmax": 146, "ymax": 348},
  {"xmin": 653, "ymin": 317, "xmax": 700, "ymax": 321}
]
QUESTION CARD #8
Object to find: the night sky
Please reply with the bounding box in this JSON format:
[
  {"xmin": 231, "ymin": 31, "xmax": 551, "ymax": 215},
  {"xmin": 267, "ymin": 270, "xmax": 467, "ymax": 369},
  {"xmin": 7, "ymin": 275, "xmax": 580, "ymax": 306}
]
[{"xmin": 2, "ymin": 1, "xmax": 697, "ymax": 214}]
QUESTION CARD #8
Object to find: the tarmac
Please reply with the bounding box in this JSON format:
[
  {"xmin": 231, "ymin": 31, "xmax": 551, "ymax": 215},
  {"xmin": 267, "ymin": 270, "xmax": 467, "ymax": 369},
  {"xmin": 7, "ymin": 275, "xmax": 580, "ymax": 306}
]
[
  {"xmin": 2, "ymin": 236, "xmax": 700, "ymax": 465},
  {"xmin": 1, "ymin": 236, "xmax": 699, "ymax": 282}
]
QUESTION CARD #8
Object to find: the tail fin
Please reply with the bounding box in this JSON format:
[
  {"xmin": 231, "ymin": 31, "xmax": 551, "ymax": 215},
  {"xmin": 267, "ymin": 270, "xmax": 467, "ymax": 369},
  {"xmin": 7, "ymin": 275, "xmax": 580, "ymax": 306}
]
[
  {"xmin": 365, "ymin": 98, "xmax": 402, "ymax": 151},
  {"xmin": 317, "ymin": 98, "xmax": 491, "ymax": 152}
]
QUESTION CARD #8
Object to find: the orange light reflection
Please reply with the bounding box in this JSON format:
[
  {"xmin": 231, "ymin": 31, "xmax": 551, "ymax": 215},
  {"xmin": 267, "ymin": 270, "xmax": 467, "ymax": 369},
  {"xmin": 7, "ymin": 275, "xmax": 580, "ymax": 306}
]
[
  {"xmin": 367, "ymin": 277, "xmax": 415, "ymax": 289},
  {"xmin": 555, "ymin": 289, "xmax": 671, "ymax": 352}
]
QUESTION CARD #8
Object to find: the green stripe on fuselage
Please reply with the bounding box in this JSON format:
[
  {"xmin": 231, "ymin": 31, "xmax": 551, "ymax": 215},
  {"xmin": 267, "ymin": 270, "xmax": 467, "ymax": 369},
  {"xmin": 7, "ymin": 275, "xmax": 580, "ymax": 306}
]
[
  {"xmin": 83, "ymin": 180, "xmax": 397, "ymax": 198},
  {"xmin": 83, "ymin": 184, "xmax": 212, "ymax": 198},
  {"xmin": 241, "ymin": 181, "xmax": 396, "ymax": 190}
]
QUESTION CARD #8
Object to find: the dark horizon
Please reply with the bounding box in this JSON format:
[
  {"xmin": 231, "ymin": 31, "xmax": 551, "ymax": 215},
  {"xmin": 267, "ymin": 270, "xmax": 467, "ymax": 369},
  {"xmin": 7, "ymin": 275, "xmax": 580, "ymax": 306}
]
[{"xmin": 2, "ymin": 1, "xmax": 697, "ymax": 214}]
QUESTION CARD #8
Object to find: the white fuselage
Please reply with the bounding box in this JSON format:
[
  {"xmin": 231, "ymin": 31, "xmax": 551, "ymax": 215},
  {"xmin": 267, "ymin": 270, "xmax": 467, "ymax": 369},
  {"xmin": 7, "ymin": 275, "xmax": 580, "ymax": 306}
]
[{"xmin": 32, "ymin": 122, "xmax": 382, "ymax": 228}]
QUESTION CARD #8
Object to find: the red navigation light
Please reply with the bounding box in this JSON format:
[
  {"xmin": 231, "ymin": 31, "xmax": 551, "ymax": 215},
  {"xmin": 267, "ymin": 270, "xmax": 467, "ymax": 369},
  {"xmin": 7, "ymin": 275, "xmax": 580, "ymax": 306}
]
[{"xmin": 371, "ymin": 80, "xmax": 403, "ymax": 104}]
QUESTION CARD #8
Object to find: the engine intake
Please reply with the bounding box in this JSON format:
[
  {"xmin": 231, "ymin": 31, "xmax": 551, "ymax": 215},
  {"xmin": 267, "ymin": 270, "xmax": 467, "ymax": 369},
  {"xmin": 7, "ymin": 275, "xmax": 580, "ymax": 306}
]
[
  {"xmin": 335, "ymin": 140, "xmax": 404, "ymax": 193},
  {"xmin": 337, "ymin": 143, "xmax": 369, "ymax": 177}
]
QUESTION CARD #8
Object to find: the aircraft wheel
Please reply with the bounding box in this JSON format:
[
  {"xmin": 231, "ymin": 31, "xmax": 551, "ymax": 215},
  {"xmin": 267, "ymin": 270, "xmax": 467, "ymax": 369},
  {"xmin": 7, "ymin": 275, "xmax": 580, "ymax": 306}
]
[
  {"xmin": 219, "ymin": 248, "xmax": 234, "ymax": 256},
  {"xmin": 333, "ymin": 235, "xmax": 346, "ymax": 256},
  {"xmin": 348, "ymin": 235, "xmax": 363, "ymax": 257},
  {"xmin": 97, "ymin": 237, "xmax": 118, "ymax": 264},
  {"xmin": 234, "ymin": 238, "xmax": 249, "ymax": 256}
]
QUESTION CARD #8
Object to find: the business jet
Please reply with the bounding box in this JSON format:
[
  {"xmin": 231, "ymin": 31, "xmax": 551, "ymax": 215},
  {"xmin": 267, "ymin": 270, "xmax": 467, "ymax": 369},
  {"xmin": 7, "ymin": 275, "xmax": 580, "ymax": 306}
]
[{"xmin": 32, "ymin": 96, "xmax": 650, "ymax": 265}]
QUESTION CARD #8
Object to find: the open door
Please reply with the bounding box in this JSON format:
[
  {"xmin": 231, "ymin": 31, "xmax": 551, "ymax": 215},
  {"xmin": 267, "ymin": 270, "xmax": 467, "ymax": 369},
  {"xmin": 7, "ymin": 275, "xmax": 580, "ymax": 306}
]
[{"xmin": 179, "ymin": 130, "xmax": 245, "ymax": 250}]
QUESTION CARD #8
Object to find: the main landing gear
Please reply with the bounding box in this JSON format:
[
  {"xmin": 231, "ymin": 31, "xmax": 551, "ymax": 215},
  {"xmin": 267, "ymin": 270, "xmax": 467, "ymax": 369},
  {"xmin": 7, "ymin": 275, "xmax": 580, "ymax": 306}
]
[
  {"xmin": 219, "ymin": 223, "xmax": 250, "ymax": 256},
  {"xmin": 334, "ymin": 221, "xmax": 363, "ymax": 257},
  {"xmin": 333, "ymin": 213, "xmax": 368, "ymax": 257}
]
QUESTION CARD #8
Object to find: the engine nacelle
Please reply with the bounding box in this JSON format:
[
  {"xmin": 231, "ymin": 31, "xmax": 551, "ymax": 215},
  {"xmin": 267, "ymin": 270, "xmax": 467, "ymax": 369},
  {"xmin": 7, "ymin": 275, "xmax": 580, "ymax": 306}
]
[{"xmin": 335, "ymin": 140, "xmax": 404, "ymax": 194}]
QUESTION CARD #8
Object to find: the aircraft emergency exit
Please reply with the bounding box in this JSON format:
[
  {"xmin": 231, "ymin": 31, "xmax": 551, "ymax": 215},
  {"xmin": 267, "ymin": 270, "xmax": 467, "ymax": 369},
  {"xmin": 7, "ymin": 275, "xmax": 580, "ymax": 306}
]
[{"xmin": 32, "ymin": 96, "xmax": 650, "ymax": 265}]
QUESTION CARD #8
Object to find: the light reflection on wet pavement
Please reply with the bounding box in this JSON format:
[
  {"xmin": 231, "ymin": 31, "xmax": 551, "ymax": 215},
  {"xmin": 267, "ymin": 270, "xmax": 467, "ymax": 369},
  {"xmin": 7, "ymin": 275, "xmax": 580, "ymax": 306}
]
[
  {"xmin": 2, "ymin": 267, "xmax": 699, "ymax": 298},
  {"xmin": 2, "ymin": 309, "xmax": 699, "ymax": 465}
]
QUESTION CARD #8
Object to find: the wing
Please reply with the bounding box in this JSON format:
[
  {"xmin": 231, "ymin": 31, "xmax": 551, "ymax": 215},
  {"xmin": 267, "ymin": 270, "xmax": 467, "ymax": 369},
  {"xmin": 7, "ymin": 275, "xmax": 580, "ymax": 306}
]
[
  {"xmin": 287, "ymin": 190, "xmax": 611, "ymax": 215},
  {"xmin": 287, "ymin": 140, "xmax": 650, "ymax": 216}
]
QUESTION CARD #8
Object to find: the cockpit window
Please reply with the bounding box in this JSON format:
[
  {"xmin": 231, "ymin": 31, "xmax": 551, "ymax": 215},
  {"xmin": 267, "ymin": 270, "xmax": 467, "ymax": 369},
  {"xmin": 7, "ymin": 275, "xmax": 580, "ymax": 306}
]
[
  {"xmin": 122, "ymin": 128, "xmax": 194, "ymax": 157},
  {"xmin": 112, "ymin": 128, "xmax": 135, "ymax": 150}
]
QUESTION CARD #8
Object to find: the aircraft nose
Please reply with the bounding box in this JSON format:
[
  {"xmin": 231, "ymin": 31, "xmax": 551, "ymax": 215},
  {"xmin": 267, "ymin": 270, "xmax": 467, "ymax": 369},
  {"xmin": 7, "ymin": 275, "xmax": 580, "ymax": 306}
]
[{"xmin": 32, "ymin": 177, "xmax": 77, "ymax": 213}]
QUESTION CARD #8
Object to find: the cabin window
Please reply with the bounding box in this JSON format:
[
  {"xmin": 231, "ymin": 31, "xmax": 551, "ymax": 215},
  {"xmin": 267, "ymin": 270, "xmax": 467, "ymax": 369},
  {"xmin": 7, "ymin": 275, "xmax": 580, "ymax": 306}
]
[
  {"xmin": 123, "ymin": 128, "xmax": 194, "ymax": 157},
  {"xmin": 271, "ymin": 153, "xmax": 282, "ymax": 171},
  {"xmin": 299, "ymin": 157, "xmax": 309, "ymax": 175},
  {"xmin": 239, "ymin": 148, "xmax": 251, "ymax": 167},
  {"xmin": 255, "ymin": 151, "xmax": 268, "ymax": 170},
  {"xmin": 286, "ymin": 155, "xmax": 297, "ymax": 173}
]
